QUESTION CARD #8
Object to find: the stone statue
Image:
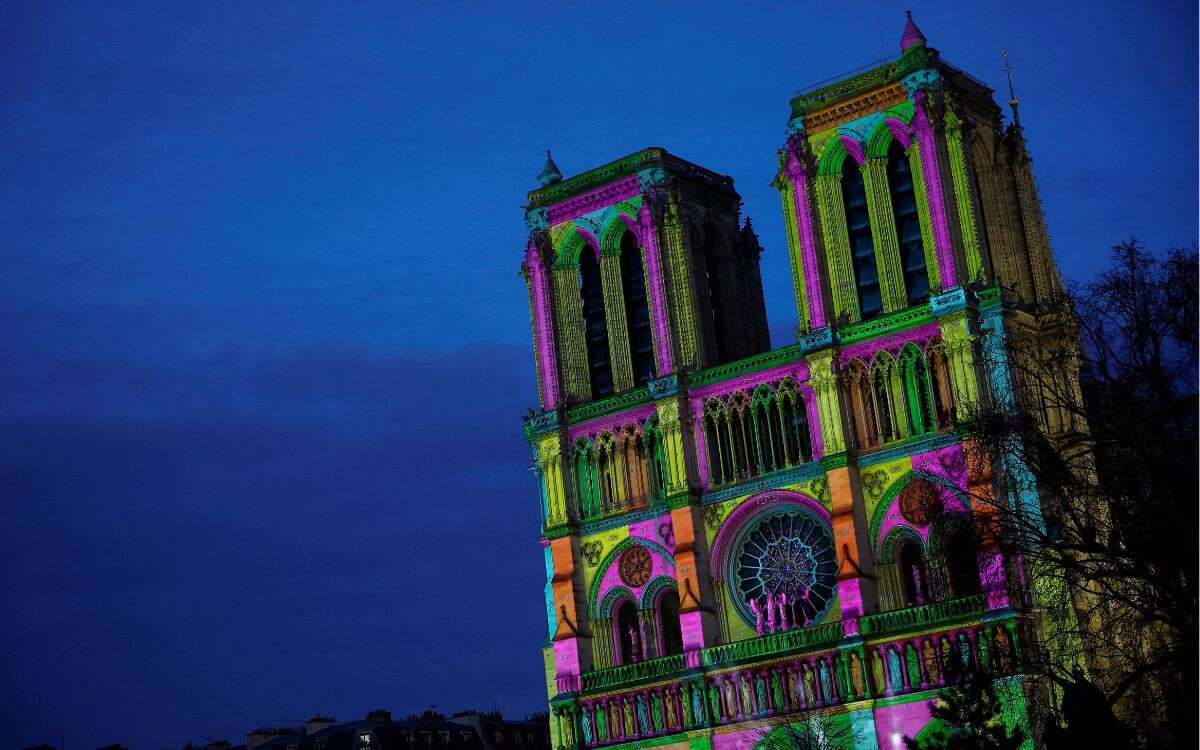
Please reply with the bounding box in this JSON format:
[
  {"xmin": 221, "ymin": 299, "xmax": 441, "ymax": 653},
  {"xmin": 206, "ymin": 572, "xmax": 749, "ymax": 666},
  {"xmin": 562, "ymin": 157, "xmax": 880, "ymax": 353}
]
[
  {"xmin": 765, "ymin": 591, "xmax": 777, "ymax": 633},
  {"xmin": 778, "ymin": 591, "xmax": 791, "ymax": 631},
  {"xmin": 749, "ymin": 596, "xmax": 765, "ymax": 635}
]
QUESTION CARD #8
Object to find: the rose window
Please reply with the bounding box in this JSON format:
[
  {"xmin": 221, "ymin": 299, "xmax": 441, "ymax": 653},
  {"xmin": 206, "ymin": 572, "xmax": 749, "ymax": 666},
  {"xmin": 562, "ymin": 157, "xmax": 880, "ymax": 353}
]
[{"xmin": 730, "ymin": 508, "xmax": 837, "ymax": 627}]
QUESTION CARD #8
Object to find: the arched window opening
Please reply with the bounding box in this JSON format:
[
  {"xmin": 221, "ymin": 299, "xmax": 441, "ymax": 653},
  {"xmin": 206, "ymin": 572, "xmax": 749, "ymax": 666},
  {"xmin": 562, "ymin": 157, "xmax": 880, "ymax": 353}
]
[
  {"xmin": 752, "ymin": 389, "xmax": 780, "ymax": 474},
  {"xmin": 899, "ymin": 345, "xmax": 936, "ymax": 436},
  {"xmin": 928, "ymin": 344, "xmax": 956, "ymax": 430},
  {"xmin": 888, "ymin": 141, "xmax": 929, "ymax": 305},
  {"xmin": 944, "ymin": 528, "xmax": 982, "ymax": 599},
  {"xmin": 845, "ymin": 361, "xmax": 879, "ymax": 450},
  {"xmin": 614, "ymin": 600, "xmax": 642, "ymax": 665},
  {"xmin": 703, "ymin": 398, "xmax": 732, "ymax": 486},
  {"xmin": 898, "ymin": 540, "xmax": 928, "ymax": 608},
  {"xmin": 595, "ymin": 432, "xmax": 621, "ymax": 514},
  {"xmin": 572, "ymin": 439, "xmax": 599, "ymax": 519},
  {"xmin": 872, "ymin": 364, "xmax": 897, "ymax": 445},
  {"xmin": 643, "ymin": 419, "xmax": 668, "ymax": 502},
  {"xmin": 706, "ymin": 382, "xmax": 814, "ymax": 489},
  {"xmin": 619, "ymin": 231, "xmax": 656, "ymax": 386},
  {"xmin": 579, "ymin": 248, "xmax": 613, "ymax": 397},
  {"xmin": 702, "ymin": 228, "xmax": 730, "ymax": 362},
  {"xmin": 619, "ymin": 425, "xmax": 650, "ymax": 509},
  {"xmin": 658, "ymin": 590, "xmax": 683, "ymax": 657},
  {"xmin": 842, "ymin": 158, "xmax": 882, "ymax": 319},
  {"xmin": 779, "ymin": 379, "xmax": 814, "ymax": 464},
  {"xmin": 728, "ymin": 391, "xmax": 758, "ymax": 481}
]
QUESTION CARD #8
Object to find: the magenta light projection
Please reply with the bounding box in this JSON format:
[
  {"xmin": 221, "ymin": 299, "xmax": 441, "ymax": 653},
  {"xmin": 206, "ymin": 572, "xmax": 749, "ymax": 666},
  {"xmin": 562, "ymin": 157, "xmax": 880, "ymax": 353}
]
[
  {"xmin": 524, "ymin": 240, "xmax": 559, "ymax": 407},
  {"xmin": 784, "ymin": 138, "xmax": 827, "ymax": 329},
  {"xmin": 633, "ymin": 202, "xmax": 674, "ymax": 374},
  {"xmin": 912, "ymin": 89, "xmax": 957, "ymax": 288},
  {"xmin": 837, "ymin": 321, "xmax": 941, "ymax": 364},
  {"xmin": 708, "ymin": 490, "xmax": 832, "ymax": 581},
  {"xmin": 567, "ymin": 402, "xmax": 658, "ymax": 444},
  {"xmin": 547, "ymin": 175, "xmax": 641, "ymax": 226}
]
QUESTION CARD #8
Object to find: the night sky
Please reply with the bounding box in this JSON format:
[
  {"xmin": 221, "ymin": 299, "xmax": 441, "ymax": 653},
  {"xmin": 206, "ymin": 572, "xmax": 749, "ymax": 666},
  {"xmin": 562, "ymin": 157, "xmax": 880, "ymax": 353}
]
[{"xmin": 2, "ymin": 2, "xmax": 1195, "ymax": 748}]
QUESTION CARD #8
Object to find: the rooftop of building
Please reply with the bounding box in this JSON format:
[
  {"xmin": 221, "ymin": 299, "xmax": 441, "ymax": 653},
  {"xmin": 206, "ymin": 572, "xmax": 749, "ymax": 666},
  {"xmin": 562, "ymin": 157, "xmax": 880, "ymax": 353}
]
[
  {"xmin": 788, "ymin": 12, "xmax": 997, "ymax": 129},
  {"xmin": 524, "ymin": 146, "xmax": 736, "ymax": 212},
  {"xmin": 239, "ymin": 709, "xmax": 549, "ymax": 750}
]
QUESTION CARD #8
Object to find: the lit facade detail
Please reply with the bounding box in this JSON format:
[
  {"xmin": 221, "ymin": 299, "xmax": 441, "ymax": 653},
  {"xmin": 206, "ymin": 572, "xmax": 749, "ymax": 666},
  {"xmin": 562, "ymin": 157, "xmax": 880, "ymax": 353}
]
[{"xmin": 521, "ymin": 14, "xmax": 1060, "ymax": 748}]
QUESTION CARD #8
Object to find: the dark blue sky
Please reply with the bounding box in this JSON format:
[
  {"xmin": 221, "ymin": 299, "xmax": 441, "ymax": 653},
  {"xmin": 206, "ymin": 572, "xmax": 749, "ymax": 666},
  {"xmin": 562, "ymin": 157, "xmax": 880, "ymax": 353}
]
[{"xmin": 1, "ymin": 2, "xmax": 1194, "ymax": 748}]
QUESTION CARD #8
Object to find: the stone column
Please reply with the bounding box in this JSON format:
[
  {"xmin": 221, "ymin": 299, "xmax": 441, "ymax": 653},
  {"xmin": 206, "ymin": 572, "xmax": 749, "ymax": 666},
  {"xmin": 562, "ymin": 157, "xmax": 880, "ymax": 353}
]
[
  {"xmin": 781, "ymin": 136, "xmax": 828, "ymax": 330},
  {"xmin": 827, "ymin": 458, "xmax": 877, "ymax": 622},
  {"xmin": 636, "ymin": 194, "xmax": 675, "ymax": 375},
  {"xmin": 549, "ymin": 534, "xmax": 592, "ymax": 689},
  {"xmin": 552, "ymin": 264, "xmax": 590, "ymax": 401},
  {"xmin": 658, "ymin": 191, "xmax": 701, "ymax": 370},
  {"xmin": 861, "ymin": 157, "xmax": 907, "ymax": 312},
  {"xmin": 805, "ymin": 348, "xmax": 846, "ymax": 456},
  {"xmin": 911, "ymin": 89, "xmax": 958, "ymax": 288},
  {"xmin": 814, "ymin": 172, "xmax": 859, "ymax": 320},
  {"xmin": 599, "ymin": 253, "xmax": 634, "ymax": 393}
]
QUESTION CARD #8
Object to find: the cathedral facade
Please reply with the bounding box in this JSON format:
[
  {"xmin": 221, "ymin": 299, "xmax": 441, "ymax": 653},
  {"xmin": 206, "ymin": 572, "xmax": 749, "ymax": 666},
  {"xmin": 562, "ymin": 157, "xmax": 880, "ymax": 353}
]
[{"xmin": 520, "ymin": 14, "xmax": 1059, "ymax": 749}]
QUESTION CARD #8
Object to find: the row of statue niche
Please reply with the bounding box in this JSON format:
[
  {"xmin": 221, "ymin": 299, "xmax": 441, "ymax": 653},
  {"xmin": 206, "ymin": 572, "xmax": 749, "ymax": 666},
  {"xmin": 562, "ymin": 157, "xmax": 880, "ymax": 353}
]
[{"xmin": 748, "ymin": 589, "xmax": 813, "ymax": 636}]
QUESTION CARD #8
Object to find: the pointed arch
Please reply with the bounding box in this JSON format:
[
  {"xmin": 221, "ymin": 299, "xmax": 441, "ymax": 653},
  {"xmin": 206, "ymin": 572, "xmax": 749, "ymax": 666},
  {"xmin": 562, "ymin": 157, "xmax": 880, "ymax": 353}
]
[
  {"xmin": 571, "ymin": 437, "xmax": 600, "ymax": 519},
  {"xmin": 655, "ymin": 586, "xmax": 684, "ymax": 657},
  {"xmin": 578, "ymin": 242, "xmax": 613, "ymax": 397},
  {"xmin": 641, "ymin": 416, "xmax": 669, "ymax": 502},
  {"xmin": 869, "ymin": 470, "xmax": 970, "ymax": 559},
  {"xmin": 618, "ymin": 229, "xmax": 656, "ymax": 386},
  {"xmin": 842, "ymin": 156, "xmax": 883, "ymax": 319},
  {"xmin": 702, "ymin": 396, "xmax": 733, "ymax": 486},
  {"xmin": 925, "ymin": 337, "xmax": 957, "ymax": 430},
  {"xmin": 816, "ymin": 135, "xmax": 855, "ymax": 176},
  {"xmin": 587, "ymin": 536, "xmax": 675, "ymax": 617},
  {"xmin": 843, "ymin": 358, "xmax": 879, "ymax": 450},
  {"xmin": 898, "ymin": 342, "xmax": 936, "ymax": 436},
  {"xmin": 555, "ymin": 225, "xmax": 599, "ymax": 267},
  {"xmin": 864, "ymin": 115, "xmax": 914, "ymax": 159},
  {"xmin": 639, "ymin": 575, "xmax": 677, "ymax": 610},
  {"xmin": 594, "ymin": 430, "xmax": 621, "ymax": 513},
  {"xmin": 880, "ymin": 526, "xmax": 930, "ymax": 611},
  {"xmin": 888, "ymin": 139, "xmax": 930, "ymax": 305},
  {"xmin": 870, "ymin": 350, "xmax": 902, "ymax": 444}
]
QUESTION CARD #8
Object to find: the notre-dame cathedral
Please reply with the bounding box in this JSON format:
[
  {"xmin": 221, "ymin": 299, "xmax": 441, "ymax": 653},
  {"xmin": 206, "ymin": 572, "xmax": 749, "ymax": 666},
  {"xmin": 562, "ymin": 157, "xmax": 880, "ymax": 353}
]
[{"xmin": 519, "ymin": 13, "xmax": 1067, "ymax": 749}]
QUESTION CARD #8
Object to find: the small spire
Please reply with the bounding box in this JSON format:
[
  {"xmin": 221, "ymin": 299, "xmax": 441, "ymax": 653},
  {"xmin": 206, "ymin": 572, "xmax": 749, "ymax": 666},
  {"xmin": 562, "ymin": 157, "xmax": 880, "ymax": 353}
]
[
  {"xmin": 1002, "ymin": 49, "xmax": 1022, "ymax": 127},
  {"xmin": 900, "ymin": 10, "xmax": 927, "ymax": 51},
  {"xmin": 537, "ymin": 149, "xmax": 562, "ymax": 186}
]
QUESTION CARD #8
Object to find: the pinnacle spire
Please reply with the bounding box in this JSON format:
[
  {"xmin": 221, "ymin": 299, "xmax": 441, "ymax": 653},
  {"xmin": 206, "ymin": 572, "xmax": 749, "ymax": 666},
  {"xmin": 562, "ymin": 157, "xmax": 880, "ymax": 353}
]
[
  {"xmin": 900, "ymin": 10, "xmax": 927, "ymax": 51},
  {"xmin": 1002, "ymin": 49, "xmax": 1022, "ymax": 128},
  {"xmin": 537, "ymin": 149, "xmax": 563, "ymax": 186}
]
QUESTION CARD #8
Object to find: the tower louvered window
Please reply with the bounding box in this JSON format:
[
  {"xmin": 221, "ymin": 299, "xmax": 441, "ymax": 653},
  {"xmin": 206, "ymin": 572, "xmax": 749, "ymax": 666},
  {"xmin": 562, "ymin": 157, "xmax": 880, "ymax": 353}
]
[
  {"xmin": 842, "ymin": 159, "xmax": 882, "ymax": 319},
  {"xmin": 702, "ymin": 229, "xmax": 730, "ymax": 362},
  {"xmin": 619, "ymin": 231, "xmax": 656, "ymax": 386},
  {"xmin": 888, "ymin": 141, "xmax": 929, "ymax": 305},
  {"xmin": 579, "ymin": 249, "xmax": 613, "ymax": 397}
]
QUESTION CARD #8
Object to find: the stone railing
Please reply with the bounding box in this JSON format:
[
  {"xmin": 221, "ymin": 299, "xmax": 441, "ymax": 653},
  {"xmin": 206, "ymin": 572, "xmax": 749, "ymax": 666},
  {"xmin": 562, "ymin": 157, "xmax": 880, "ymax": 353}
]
[
  {"xmin": 859, "ymin": 594, "xmax": 986, "ymax": 636},
  {"xmin": 579, "ymin": 654, "xmax": 686, "ymax": 693},
  {"xmin": 552, "ymin": 597, "xmax": 1019, "ymax": 750}
]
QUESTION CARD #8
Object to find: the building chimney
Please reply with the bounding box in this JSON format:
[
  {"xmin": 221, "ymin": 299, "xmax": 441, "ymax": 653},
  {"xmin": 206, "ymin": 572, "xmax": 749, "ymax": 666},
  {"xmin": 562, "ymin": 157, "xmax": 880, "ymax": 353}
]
[
  {"xmin": 246, "ymin": 728, "xmax": 296, "ymax": 750},
  {"xmin": 306, "ymin": 716, "xmax": 337, "ymax": 736}
]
